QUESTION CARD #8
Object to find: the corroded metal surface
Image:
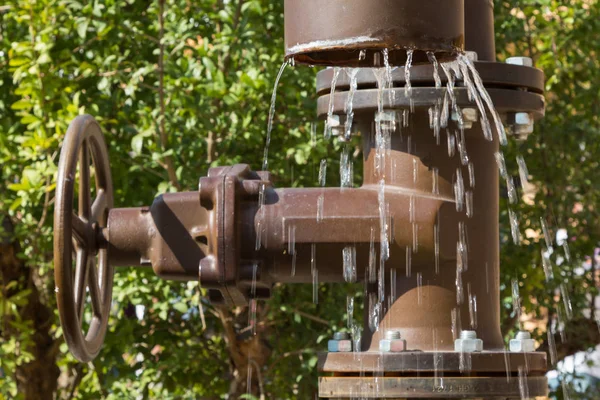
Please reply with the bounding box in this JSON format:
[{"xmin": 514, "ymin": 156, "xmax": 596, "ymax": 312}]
[
  {"xmin": 284, "ymin": 0, "xmax": 464, "ymax": 67},
  {"xmin": 53, "ymin": 115, "xmax": 114, "ymax": 362},
  {"xmin": 318, "ymin": 376, "xmax": 548, "ymax": 398}
]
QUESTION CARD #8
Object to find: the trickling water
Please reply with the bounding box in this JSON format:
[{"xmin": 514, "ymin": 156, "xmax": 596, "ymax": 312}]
[
  {"xmin": 456, "ymin": 252, "xmax": 464, "ymax": 305},
  {"xmin": 447, "ymin": 130, "xmax": 456, "ymax": 157},
  {"xmin": 562, "ymin": 242, "xmax": 571, "ymax": 262},
  {"xmin": 540, "ymin": 217, "xmax": 553, "ymax": 252},
  {"xmin": 347, "ymin": 295, "xmax": 354, "ymax": 329},
  {"xmin": 465, "ymin": 190, "xmax": 473, "ymax": 218},
  {"xmin": 325, "ymin": 68, "xmax": 341, "ymax": 139},
  {"xmin": 516, "ymin": 155, "xmax": 529, "ymax": 188},
  {"xmin": 495, "ymin": 152, "xmax": 508, "ymax": 179},
  {"xmin": 560, "ymin": 283, "xmax": 573, "ymax": 320},
  {"xmin": 378, "ymin": 180, "xmax": 389, "ymax": 261},
  {"xmin": 406, "ymin": 245, "xmax": 412, "ymax": 277},
  {"xmin": 404, "ymin": 49, "xmax": 414, "ymax": 111},
  {"xmin": 434, "ymin": 220, "xmax": 440, "ymax": 275},
  {"xmin": 432, "ymin": 167, "xmax": 440, "ymax": 195},
  {"xmin": 417, "ymin": 272, "xmax": 423, "ymax": 306},
  {"xmin": 507, "ymin": 176, "xmax": 518, "ymax": 204},
  {"xmin": 343, "ymin": 245, "xmax": 357, "ymax": 283},
  {"xmin": 455, "ymin": 58, "xmax": 493, "ymax": 142},
  {"xmin": 468, "ymin": 162, "xmax": 475, "ymax": 188},
  {"xmin": 468, "ymin": 284, "xmax": 477, "ymax": 329},
  {"xmin": 461, "ymin": 55, "xmax": 508, "ymax": 146},
  {"xmin": 542, "ymin": 249, "xmax": 554, "ymax": 281},
  {"xmin": 509, "ymin": 208, "xmax": 520, "ymax": 245},
  {"xmin": 340, "ymin": 146, "xmax": 354, "ymax": 188},
  {"xmin": 344, "ymin": 68, "xmax": 360, "ymax": 140},
  {"xmin": 368, "ymin": 228, "xmax": 376, "ymax": 283},
  {"xmin": 319, "ymin": 159, "xmax": 327, "ymax": 187},
  {"xmin": 518, "ymin": 366, "xmax": 529, "ymax": 399},
  {"xmin": 454, "ymin": 167, "xmax": 465, "ymax": 212},
  {"xmin": 316, "ymin": 195, "xmax": 324, "ymax": 223},
  {"xmin": 451, "ymin": 307, "xmax": 461, "ymax": 340},
  {"xmin": 263, "ymin": 61, "xmax": 289, "ymax": 171},
  {"xmin": 459, "ymin": 221, "xmax": 468, "ymax": 271},
  {"xmin": 512, "ymin": 279, "xmax": 522, "ymax": 328},
  {"xmin": 368, "ymin": 292, "xmax": 381, "ymax": 333},
  {"xmin": 412, "ymin": 223, "xmax": 419, "ymax": 253},
  {"xmin": 456, "ymin": 131, "xmax": 469, "ymax": 167},
  {"xmin": 548, "ymin": 325, "xmax": 557, "ymax": 366},
  {"xmin": 427, "ymin": 52, "xmax": 442, "ymax": 89}
]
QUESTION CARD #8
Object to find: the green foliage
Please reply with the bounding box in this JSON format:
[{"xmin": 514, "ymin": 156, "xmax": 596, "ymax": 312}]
[{"xmin": 0, "ymin": 0, "xmax": 599, "ymax": 398}]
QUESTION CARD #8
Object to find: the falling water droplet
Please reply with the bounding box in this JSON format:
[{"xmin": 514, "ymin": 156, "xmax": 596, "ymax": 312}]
[
  {"xmin": 317, "ymin": 195, "xmax": 324, "ymax": 223},
  {"xmin": 432, "ymin": 167, "xmax": 440, "ymax": 195},
  {"xmin": 494, "ymin": 152, "xmax": 508, "ymax": 179},
  {"xmin": 468, "ymin": 162, "xmax": 475, "ymax": 188}
]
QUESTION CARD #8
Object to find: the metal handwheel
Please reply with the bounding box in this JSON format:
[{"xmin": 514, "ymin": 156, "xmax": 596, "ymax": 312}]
[{"xmin": 53, "ymin": 115, "xmax": 114, "ymax": 362}]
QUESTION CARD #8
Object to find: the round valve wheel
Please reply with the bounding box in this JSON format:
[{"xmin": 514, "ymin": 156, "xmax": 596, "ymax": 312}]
[{"xmin": 53, "ymin": 115, "xmax": 114, "ymax": 362}]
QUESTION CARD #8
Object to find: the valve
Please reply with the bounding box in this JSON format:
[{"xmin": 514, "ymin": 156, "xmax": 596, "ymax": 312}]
[{"xmin": 53, "ymin": 115, "xmax": 114, "ymax": 362}]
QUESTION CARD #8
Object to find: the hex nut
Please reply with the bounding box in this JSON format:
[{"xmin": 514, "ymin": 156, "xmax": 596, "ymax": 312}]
[
  {"xmin": 328, "ymin": 339, "xmax": 352, "ymax": 352},
  {"xmin": 509, "ymin": 331, "xmax": 536, "ymax": 352},
  {"xmin": 454, "ymin": 331, "xmax": 483, "ymax": 352},
  {"xmin": 506, "ymin": 56, "xmax": 534, "ymax": 67},
  {"xmin": 379, "ymin": 338, "xmax": 407, "ymax": 352},
  {"xmin": 451, "ymin": 108, "xmax": 478, "ymax": 130}
]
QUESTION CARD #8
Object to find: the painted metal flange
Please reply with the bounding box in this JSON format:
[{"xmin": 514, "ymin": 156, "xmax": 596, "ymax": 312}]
[
  {"xmin": 319, "ymin": 351, "xmax": 548, "ymax": 398},
  {"xmin": 316, "ymin": 87, "xmax": 546, "ymax": 121},
  {"xmin": 319, "ymin": 376, "xmax": 548, "ymax": 398},
  {"xmin": 316, "ymin": 62, "xmax": 545, "ymax": 95},
  {"xmin": 319, "ymin": 351, "xmax": 547, "ymax": 374}
]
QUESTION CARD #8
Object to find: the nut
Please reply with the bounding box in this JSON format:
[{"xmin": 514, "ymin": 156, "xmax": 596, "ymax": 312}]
[
  {"xmin": 451, "ymin": 108, "xmax": 478, "ymax": 130},
  {"xmin": 506, "ymin": 56, "xmax": 534, "ymax": 67},
  {"xmin": 328, "ymin": 331, "xmax": 352, "ymax": 352},
  {"xmin": 379, "ymin": 330, "xmax": 407, "ymax": 353},
  {"xmin": 454, "ymin": 330, "xmax": 483, "ymax": 353},
  {"xmin": 509, "ymin": 331, "xmax": 536, "ymax": 352},
  {"xmin": 507, "ymin": 112, "xmax": 534, "ymax": 136}
]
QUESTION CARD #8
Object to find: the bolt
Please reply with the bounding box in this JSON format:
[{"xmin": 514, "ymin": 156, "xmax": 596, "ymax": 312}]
[
  {"xmin": 379, "ymin": 329, "xmax": 407, "ymax": 352},
  {"xmin": 510, "ymin": 330, "xmax": 536, "ymax": 352},
  {"xmin": 506, "ymin": 56, "xmax": 534, "ymax": 67},
  {"xmin": 455, "ymin": 330, "xmax": 483, "ymax": 352}
]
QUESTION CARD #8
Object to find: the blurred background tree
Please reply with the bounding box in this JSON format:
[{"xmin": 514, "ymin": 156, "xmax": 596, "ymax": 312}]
[{"xmin": 0, "ymin": 0, "xmax": 598, "ymax": 398}]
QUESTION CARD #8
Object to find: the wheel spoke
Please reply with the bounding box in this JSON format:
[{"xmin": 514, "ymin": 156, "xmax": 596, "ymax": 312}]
[
  {"xmin": 72, "ymin": 212, "xmax": 89, "ymax": 246},
  {"xmin": 79, "ymin": 143, "xmax": 91, "ymax": 219},
  {"xmin": 74, "ymin": 248, "xmax": 90, "ymax": 325},
  {"xmin": 91, "ymin": 190, "xmax": 107, "ymax": 224},
  {"xmin": 87, "ymin": 261, "xmax": 103, "ymax": 320}
]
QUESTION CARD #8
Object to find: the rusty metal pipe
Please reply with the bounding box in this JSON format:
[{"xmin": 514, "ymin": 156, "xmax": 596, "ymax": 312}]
[{"xmin": 284, "ymin": 0, "xmax": 465, "ymax": 67}]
